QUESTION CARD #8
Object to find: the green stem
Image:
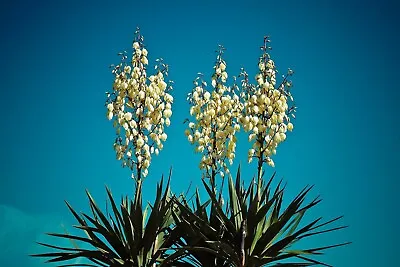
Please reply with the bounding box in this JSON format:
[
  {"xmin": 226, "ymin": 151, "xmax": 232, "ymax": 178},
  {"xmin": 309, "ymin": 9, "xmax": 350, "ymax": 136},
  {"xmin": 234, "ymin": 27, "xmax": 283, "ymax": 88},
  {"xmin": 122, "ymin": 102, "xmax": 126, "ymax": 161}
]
[
  {"xmin": 211, "ymin": 124, "xmax": 217, "ymax": 192},
  {"xmin": 256, "ymin": 135, "xmax": 264, "ymax": 208},
  {"xmin": 211, "ymin": 157, "xmax": 216, "ymax": 193}
]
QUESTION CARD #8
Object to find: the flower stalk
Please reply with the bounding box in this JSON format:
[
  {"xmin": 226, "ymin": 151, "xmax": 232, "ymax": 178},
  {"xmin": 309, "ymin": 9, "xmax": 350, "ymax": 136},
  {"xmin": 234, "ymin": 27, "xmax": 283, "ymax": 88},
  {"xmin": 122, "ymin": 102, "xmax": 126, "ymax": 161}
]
[
  {"xmin": 185, "ymin": 45, "xmax": 243, "ymax": 190},
  {"xmin": 106, "ymin": 27, "xmax": 173, "ymax": 183}
]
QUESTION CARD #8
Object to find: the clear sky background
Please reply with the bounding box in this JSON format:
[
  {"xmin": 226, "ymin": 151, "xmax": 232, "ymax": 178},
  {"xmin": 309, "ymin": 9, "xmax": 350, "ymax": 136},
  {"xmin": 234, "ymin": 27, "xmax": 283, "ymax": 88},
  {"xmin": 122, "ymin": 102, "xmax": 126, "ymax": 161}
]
[{"xmin": 0, "ymin": 0, "xmax": 398, "ymax": 266}]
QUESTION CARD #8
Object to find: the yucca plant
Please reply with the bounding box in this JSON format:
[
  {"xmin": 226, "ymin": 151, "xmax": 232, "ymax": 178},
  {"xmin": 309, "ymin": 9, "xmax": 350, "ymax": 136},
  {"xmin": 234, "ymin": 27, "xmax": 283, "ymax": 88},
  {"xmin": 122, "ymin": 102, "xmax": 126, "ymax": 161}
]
[
  {"xmin": 31, "ymin": 30, "xmax": 350, "ymax": 267},
  {"xmin": 170, "ymin": 166, "xmax": 350, "ymax": 267},
  {"xmin": 178, "ymin": 37, "xmax": 350, "ymax": 266},
  {"xmin": 31, "ymin": 175, "xmax": 182, "ymax": 266},
  {"xmin": 31, "ymin": 29, "xmax": 182, "ymax": 266}
]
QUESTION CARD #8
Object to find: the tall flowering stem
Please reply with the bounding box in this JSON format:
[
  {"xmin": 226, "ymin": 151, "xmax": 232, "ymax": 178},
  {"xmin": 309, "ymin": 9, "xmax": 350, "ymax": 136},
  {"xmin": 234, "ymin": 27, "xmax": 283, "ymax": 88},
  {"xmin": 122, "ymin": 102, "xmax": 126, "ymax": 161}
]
[
  {"xmin": 239, "ymin": 36, "xmax": 296, "ymax": 200},
  {"xmin": 105, "ymin": 28, "xmax": 174, "ymax": 183},
  {"xmin": 185, "ymin": 46, "xmax": 243, "ymax": 189}
]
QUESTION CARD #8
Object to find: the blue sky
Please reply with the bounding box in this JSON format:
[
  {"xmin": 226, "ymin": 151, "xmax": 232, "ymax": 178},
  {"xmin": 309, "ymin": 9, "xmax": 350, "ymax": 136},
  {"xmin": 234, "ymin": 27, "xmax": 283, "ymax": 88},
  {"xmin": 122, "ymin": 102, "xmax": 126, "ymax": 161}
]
[{"xmin": 0, "ymin": 0, "xmax": 398, "ymax": 266}]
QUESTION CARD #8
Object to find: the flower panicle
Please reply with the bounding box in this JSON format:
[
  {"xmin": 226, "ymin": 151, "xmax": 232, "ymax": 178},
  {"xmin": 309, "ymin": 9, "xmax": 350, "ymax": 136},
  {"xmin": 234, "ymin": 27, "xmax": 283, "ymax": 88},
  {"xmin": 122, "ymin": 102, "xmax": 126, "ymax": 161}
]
[
  {"xmin": 185, "ymin": 47, "xmax": 243, "ymax": 181},
  {"xmin": 186, "ymin": 37, "xmax": 296, "ymax": 177},
  {"xmin": 240, "ymin": 38, "xmax": 296, "ymax": 168},
  {"xmin": 105, "ymin": 29, "xmax": 173, "ymax": 180}
]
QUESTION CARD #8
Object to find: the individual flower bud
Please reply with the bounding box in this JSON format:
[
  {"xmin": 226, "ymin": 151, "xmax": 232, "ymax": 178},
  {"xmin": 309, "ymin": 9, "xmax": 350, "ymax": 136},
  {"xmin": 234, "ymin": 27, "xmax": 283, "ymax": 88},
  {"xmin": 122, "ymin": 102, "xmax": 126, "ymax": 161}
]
[
  {"xmin": 221, "ymin": 72, "xmax": 228, "ymax": 82},
  {"xmin": 253, "ymin": 105, "xmax": 259, "ymax": 114},
  {"xmin": 143, "ymin": 159, "xmax": 150, "ymax": 168},
  {"xmin": 204, "ymin": 91, "xmax": 211, "ymax": 101},
  {"xmin": 287, "ymin": 122, "xmax": 294, "ymax": 131},
  {"xmin": 259, "ymin": 62, "xmax": 265, "ymax": 71},
  {"xmin": 266, "ymin": 157, "xmax": 275, "ymax": 167},
  {"xmin": 107, "ymin": 103, "xmax": 114, "ymax": 111},
  {"xmin": 212, "ymin": 79, "xmax": 216, "ymax": 88},
  {"xmin": 160, "ymin": 133, "xmax": 168, "ymax": 142},
  {"xmin": 142, "ymin": 48, "xmax": 148, "ymax": 56},
  {"xmin": 124, "ymin": 112, "xmax": 133, "ymax": 121},
  {"xmin": 141, "ymin": 56, "xmax": 148, "ymax": 65},
  {"xmin": 133, "ymin": 42, "xmax": 140, "ymax": 49},
  {"xmin": 253, "ymin": 126, "xmax": 259, "ymax": 134},
  {"xmin": 107, "ymin": 111, "xmax": 113, "ymax": 120},
  {"xmin": 137, "ymin": 137, "xmax": 144, "ymax": 147},
  {"xmin": 143, "ymin": 144, "xmax": 149, "ymax": 152},
  {"xmin": 139, "ymin": 91, "xmax": 145, "ymax": 99},
  {"xmin": 163, "ymin": 109, "xmax": 172, "ymax": 118},
  {"xmin": 248, "ymin": 149, "xmax": 255, "ymax": 156},
  {"xmin": 165, "ymin": 93, "xmax": 173, "ymax": 103},
  {"xmin": 219, "ymin": 62, "xmax": 226, "ymax": 71},
  {"xmin": 159, "ymin": 81, "xmax": 167, "ymax": 90},
  {"xmin": 158, "ymin": 143, "xmax": 164, "ymax": 150}
]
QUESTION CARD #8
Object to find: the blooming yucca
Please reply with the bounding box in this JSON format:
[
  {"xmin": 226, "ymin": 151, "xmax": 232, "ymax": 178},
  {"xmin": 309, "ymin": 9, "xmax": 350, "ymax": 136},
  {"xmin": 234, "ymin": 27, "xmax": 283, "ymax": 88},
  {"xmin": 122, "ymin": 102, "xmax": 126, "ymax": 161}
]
[
  {"xmin": 106, "ymin": 28, "xmax": 173, "ymax": 180},
  {"xmin": 239, "ymin": 36, "xmax": 296, "ymax": 170},
  {"xmin": 32, "ymin": 32, "xmax": 349, "ymax": 267},
  {"xmin": 185, "ymin": 46, "xmax": 243, "ymax": 185}
]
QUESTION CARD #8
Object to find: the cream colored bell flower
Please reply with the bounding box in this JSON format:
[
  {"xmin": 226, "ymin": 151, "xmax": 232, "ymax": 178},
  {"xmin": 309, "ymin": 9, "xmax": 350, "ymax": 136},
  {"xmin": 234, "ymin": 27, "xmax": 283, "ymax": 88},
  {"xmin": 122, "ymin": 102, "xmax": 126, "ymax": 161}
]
[
  {"xmin": 107, "ymin": 103, "xmax": 114, "ymax": 111},
  {"xmin": 137, "ymin": 137, "xmax": 144, "ymax": 147},
  {"xmin": 204, "ymin": 91, "xmax": 211, "ymax": 101},
  {"xmin": 107, "ymin": 111, "xmax": 113, "ymax": 120},
  {"xmin": 160, "ymin": 133, "xmax": 168, "ymax": 142},
  {"xmin": 287, "ymin": 122, "xmax": 294, "ymax": 131},
  {"xmin": 141, "ymin": 56, "xmax": 148, "ymax": 65},
  {"xmin": 163, "ymin": 109, "xmax": 172, "ymax": 118},
  {"xmin": 124, "ymin": 112, "xmax": 133, "ymax": 121},
  {"xmin": 211, "ymin": 79, "xmax": 217, "ymax": 88},
  {"xmin": 133, "ymin": 42, "xmax": 140, "ymax": 49}
]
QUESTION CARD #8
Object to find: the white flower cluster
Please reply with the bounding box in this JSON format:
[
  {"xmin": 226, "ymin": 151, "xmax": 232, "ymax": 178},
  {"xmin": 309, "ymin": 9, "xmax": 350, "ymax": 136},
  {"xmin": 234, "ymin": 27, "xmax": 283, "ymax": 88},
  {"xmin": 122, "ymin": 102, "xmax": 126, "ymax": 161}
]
[
  {"xmin": 240, "ymin": 46, "xmax": 295, "ymax": 168},
  {"xmin": 106, "ymin": 33, "xmax": 173, "ymax": 180},
  {"xmin": 185, "ymin": 52, "xmax": 243, "ymax": 178},
  {"xmin": 186, "ymin": 39, "xmax": 296, "ymax": 175}
]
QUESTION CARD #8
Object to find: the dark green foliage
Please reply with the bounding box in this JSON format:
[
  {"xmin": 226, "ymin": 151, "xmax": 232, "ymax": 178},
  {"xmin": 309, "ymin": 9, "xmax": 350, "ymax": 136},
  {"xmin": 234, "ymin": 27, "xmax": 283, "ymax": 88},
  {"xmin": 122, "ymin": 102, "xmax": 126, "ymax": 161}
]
[
  {"xmin": 31, "ymin": 168, "xmax": 349, "ymax": 267},
  {"xmin": 31, "ymin": 175, "xmax": 179, "ymax": 267},
  {"xmin": 169, "ymin": 166, "xmax": 350, "ymax": 267}
]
